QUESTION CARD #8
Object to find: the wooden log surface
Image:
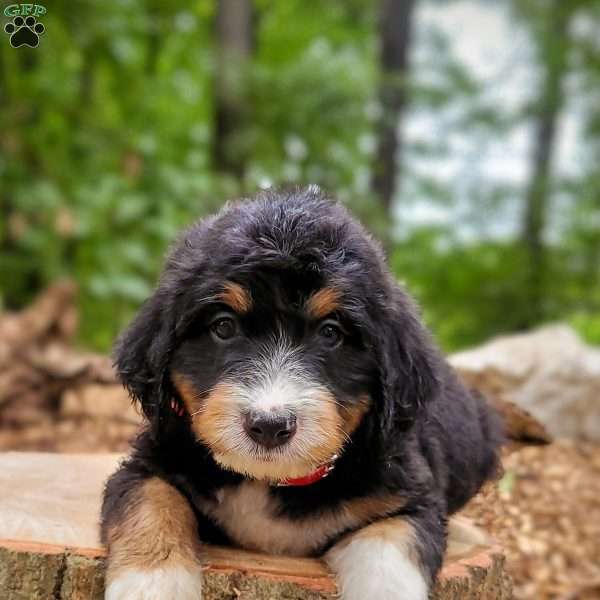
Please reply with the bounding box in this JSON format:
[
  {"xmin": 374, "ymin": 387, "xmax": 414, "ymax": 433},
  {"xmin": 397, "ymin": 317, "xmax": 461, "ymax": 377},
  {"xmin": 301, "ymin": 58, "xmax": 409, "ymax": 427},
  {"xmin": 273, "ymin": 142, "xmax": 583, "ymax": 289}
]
[{"xmin": 0, "ymin": 453, "xmax": 512, "ymax": 599}]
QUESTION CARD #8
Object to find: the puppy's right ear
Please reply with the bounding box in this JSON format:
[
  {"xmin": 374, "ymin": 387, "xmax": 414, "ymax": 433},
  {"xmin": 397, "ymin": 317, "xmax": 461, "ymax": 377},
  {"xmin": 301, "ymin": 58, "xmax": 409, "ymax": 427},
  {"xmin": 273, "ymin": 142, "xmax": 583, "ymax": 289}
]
[{"xmin": 113, "ymin": 291, "xmax": 174, "ymax": 426}]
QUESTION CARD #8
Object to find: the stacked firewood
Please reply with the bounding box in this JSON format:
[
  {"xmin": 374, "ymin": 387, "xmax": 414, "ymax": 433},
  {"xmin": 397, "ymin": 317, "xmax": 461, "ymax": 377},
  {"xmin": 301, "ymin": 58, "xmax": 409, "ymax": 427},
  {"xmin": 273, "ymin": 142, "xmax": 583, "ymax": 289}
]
[{"xmin": 0, "ymin": 282, "xmax": 139, "ymax": 452}]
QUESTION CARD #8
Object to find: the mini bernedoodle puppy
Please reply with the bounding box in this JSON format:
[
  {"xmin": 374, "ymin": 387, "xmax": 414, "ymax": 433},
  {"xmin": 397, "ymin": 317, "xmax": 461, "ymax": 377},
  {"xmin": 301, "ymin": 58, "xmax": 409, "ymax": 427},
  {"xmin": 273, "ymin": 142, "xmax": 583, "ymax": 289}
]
[{"xmin": 101, "ymin": 186, "xmax": 502, "ymax": 600}]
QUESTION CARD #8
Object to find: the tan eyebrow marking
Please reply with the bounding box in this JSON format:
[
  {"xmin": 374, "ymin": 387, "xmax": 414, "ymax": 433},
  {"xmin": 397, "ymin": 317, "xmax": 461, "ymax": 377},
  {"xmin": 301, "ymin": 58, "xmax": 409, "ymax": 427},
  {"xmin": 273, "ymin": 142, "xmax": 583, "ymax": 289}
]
[
  {"xmin": 218, "ymin": 281, "xmax": 252, "ymax": 314},
  {"xmin": 305, "ymin": 287, "xmax": 341, "ymax": 320}
]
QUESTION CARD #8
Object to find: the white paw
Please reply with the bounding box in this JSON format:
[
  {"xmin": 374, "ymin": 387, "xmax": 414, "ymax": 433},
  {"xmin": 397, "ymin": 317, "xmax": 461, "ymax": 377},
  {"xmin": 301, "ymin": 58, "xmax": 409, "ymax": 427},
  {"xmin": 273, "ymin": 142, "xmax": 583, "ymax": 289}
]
[
  {"xmin": 105, "ymin": 566, "xmax": 203, "ymax": 600},
  {"xmin": 326, "ymin": 538, "xmax": 428, "ymax": 600}
]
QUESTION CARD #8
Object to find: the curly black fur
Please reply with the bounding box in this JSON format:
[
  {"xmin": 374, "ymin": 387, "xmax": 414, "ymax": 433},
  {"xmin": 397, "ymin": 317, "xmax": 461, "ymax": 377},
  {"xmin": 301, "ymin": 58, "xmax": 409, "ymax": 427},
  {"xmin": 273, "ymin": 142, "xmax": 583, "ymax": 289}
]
[{"xmin": 101, "ymin": 186, "xmax": 503, "ymax": 584}]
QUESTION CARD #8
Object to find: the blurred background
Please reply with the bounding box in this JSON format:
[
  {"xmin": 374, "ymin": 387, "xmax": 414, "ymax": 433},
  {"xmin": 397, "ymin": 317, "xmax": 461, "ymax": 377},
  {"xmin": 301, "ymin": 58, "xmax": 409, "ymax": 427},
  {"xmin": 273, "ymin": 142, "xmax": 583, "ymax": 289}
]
[
  {"xmin": 2, "ymin": 0, "xmax": 599, "ymax": 352},
  {"xmin": 2, "ymin": 2, "xmax": 600, "ymax": 599}
]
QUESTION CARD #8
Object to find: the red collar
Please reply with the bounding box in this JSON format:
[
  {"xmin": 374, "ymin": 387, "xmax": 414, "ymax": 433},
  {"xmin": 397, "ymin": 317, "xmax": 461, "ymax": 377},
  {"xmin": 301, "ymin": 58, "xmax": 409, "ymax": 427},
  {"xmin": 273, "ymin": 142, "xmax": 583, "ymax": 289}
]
[{"xmin": 276, "ymin": 455, "xmax": 338, "ymax": 487}]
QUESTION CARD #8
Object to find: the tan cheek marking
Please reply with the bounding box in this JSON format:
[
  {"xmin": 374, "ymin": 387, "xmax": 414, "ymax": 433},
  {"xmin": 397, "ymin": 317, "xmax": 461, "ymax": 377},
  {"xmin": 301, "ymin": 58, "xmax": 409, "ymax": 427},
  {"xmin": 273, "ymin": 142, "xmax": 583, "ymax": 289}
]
[
  {"xmin": 201, "ymin": 482, "xmax": 407, "ymax": 556},
  {"xmin": 173, "ymin": 375, "xmax": 238, "ymax": 453},
  {"xmin": 340, "ymin": 395, "xmax": 371, "ymax": 437},
  {"xmin": 305, "ymin": 287, "xmax": 341, "ymax": 320},
  {"xmin": 309, "ymin": 390, "xmax": 347, "ymax": 464},
  {"xmin": 105, "ymin": 478, "xmax": 201, "ymax": 581},
  {"xmin": 218, "ymin": 281, "xmax": 252, "ymax": 314},
  {"xmin": 307, "ymin": 394, "xmax": 370, "ymax": 466}
]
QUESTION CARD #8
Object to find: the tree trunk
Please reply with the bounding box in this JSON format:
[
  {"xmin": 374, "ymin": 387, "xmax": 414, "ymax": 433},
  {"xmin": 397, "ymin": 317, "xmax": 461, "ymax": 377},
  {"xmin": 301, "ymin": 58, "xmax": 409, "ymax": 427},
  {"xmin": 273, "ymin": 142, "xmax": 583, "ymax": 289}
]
[
  {"xmin": 371, "ymin": 0, "xmax": 417, "ymax": 215},
  {"xmin": 213, "ymin": 0, "xmax": 254, "ymax": 179},
  {"xmin": 521, "ymin": 1, "xmax": 573, "ymax": 326}
]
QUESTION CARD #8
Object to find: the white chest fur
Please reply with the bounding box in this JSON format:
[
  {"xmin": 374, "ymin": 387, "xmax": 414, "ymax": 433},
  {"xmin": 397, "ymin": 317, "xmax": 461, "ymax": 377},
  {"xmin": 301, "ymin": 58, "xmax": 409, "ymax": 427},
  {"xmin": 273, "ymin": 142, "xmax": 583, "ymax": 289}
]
[
  {"xmin": 198, "ymin": 481, "xmax": 327, "ymax": 556},
  {"xmin": 198, "ymin": 481, "xmax": 405, "ymax": 557}
]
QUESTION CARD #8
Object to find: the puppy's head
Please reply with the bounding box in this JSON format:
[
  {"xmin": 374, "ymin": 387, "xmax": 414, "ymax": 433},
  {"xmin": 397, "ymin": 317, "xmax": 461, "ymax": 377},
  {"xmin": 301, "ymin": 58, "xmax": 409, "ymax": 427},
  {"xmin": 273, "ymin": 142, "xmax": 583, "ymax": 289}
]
[{"xmin": 115, "ymin": 187, "xmax": 440, "ymax": 481}]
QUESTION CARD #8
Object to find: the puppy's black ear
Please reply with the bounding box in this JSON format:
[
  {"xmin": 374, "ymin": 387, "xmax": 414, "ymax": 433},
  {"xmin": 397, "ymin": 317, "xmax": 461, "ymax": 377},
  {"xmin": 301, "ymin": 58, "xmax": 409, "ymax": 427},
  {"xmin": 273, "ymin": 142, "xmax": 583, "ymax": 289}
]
[
  {"xmin": 113, "ymin": 290, "xmax": 175, "ymax": 431},
  {"xmin": 377, "ymin": 286, "xmax": 441, "ymax": 433}
]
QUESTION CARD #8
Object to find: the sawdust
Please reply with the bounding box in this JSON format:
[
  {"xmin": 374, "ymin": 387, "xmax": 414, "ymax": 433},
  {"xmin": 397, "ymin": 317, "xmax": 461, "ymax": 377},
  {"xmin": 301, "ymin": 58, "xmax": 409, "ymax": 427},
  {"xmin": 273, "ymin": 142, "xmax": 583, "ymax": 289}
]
[{"xmin": 465, "ymin": 441, "xmax": 600, "ymax": 600}]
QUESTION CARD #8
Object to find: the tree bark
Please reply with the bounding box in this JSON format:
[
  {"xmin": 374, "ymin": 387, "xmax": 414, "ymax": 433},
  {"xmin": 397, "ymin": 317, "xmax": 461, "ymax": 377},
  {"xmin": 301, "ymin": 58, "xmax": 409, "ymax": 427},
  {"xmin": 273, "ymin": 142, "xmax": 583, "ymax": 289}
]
[
  {"xmin": 371, "ymin": 0, "xmax": 417, "ymax": 215},
  {"xmin": 0, "ymin": 451, "xmax": 512, "ymax": 599},
  {"xmin": 0, "ymin": 534, "xmax": 512, "ymax": 600},
  {"xmin": 213, "ymin": 0, "xmax": 254, "ymax": 179},
  {"xmin": 521, "ymin": 1, "xmax": 573, "ymax": 326}
]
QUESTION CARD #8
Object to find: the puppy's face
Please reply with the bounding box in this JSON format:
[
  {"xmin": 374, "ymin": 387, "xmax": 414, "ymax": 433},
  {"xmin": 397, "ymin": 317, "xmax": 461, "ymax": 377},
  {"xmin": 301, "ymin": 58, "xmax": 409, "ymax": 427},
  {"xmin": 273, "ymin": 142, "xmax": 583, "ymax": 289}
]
[
  {"xmin": 171, "ymin": 278, "xmax": 376, "ymax": 481},
  {"xmin": 116, "ymin": 188, "xmax": 439, "ymax": 483}
]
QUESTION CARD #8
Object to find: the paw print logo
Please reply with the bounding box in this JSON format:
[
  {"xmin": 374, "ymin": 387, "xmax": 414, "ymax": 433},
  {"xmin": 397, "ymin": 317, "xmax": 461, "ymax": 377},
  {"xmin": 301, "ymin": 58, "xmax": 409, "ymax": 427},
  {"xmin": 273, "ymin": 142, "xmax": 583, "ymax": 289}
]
[{"xmin": 4, "ymin": 16, "xmax": 45, "ymax": 48}]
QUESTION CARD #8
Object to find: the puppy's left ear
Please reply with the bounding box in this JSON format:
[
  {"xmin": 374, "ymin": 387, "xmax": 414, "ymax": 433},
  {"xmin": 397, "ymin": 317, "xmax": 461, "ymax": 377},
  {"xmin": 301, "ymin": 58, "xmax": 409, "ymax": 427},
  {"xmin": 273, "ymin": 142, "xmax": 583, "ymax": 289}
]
[
  {"xmin": 377, "ymin": 285, "xmax": 441, "ymax": 432},
  {"xmin": 113, "ymin": 290, "xmax": 176, "ymax": 433}
]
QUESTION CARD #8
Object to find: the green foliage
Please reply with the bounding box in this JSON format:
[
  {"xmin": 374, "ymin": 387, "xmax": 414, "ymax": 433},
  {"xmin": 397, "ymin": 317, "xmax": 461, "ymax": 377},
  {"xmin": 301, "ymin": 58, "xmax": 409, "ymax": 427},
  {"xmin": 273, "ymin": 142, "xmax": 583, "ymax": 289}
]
[
  {"xmin": 391, "ymin": 231, "xmax": 530, "ymax": 349},
  {"xmin": 1, "ymin": 0, "xmax": 223, "ymax": 348},
  {"xmin": 1, "ymin": 0, "xmax": 599, "ymax": 353},
  {"xmin": 0, "ymin": 0, "xmax": 382, "ymax": 349},
  {"xmin": 498, "ymin": 469, "xmax": 516, "ymax": 499},
  {"xmin": 392, "ymin": 227, "xmax": 600, "ymax": 351}
]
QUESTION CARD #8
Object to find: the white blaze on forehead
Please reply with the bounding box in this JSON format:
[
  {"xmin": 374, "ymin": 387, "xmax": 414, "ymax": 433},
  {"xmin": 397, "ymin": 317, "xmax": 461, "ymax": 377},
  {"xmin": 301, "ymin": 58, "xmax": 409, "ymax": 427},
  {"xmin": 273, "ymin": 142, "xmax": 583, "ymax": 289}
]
[
  {"xmin": 241, "ymin": 337, "xmax": 323, "ymax": 413},
  {"xmin": 251, "ymin": 371, "xmax": 307, "ymax": 411}
]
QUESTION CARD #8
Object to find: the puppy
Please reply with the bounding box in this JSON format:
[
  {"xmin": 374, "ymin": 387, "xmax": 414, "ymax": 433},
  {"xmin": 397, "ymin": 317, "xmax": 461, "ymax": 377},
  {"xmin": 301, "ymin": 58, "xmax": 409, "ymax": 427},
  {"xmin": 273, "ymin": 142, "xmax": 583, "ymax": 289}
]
[{"xmin": 101, "ymin": 186, "xmax": 502, "ymax": 600}]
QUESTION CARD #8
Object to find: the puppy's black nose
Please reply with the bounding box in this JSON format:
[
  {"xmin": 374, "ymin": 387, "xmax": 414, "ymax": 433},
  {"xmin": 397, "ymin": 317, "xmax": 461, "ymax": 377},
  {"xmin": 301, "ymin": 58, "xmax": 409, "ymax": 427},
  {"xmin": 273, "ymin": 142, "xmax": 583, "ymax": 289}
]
[{"xmin": 243, "ymin": 411, "xmax": 297, "ymax": 448}]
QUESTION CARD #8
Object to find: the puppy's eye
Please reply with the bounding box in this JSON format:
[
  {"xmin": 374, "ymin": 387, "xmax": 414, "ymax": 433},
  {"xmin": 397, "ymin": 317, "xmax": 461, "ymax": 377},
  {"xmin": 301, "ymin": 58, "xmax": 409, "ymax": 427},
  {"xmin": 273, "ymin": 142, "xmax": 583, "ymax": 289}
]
[
  {"xmin": 318, "ymin": 320, "xmax": 344, "ymax": 348},
  {"xmin": 210, "ymin": 315, "xmax": 238, "ymax": 341}
]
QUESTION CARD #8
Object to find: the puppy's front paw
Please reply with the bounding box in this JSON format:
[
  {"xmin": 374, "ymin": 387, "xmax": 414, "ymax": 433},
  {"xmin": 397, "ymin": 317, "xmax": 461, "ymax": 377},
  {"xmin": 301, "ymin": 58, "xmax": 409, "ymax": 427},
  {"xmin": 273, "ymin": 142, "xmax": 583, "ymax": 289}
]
[
  {"xmin": 105, "ymin": 566, "xmax": 203, "ymax": 600},
  {"xmin": 327, "ymin": 538, "xmax": 428, "ymax": 600}
]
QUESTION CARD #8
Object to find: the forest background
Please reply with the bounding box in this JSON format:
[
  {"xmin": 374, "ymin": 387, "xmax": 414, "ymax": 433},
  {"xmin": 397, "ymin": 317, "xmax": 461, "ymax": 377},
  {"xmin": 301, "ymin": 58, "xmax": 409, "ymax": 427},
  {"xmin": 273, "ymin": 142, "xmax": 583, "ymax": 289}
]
[{"xmin": 1, "ymin": 0, "xmax": 598, "ymax": 352}]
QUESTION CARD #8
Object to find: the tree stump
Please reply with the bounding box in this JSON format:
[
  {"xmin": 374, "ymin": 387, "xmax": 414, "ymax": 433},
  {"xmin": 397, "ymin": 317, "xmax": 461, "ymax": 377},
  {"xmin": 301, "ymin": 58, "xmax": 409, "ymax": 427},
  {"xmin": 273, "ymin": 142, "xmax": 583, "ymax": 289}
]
[{"xmin": 0, "ymin": 453, "xmax": 512, "ymax": 599}]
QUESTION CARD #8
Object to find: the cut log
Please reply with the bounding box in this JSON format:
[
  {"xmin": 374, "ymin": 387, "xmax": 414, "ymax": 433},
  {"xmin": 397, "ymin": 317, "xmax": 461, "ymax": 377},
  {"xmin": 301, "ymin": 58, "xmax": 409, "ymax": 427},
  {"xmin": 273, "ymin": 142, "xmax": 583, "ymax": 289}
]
[
  {"xmin": 0, "ymin": 283, "xmax": 137, "ymax": 453},
  {"xmin": 0, "ymin": 452, "xmax": 512, "ymax": 599}
]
